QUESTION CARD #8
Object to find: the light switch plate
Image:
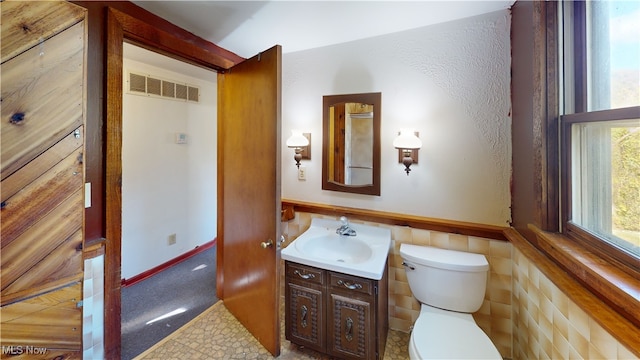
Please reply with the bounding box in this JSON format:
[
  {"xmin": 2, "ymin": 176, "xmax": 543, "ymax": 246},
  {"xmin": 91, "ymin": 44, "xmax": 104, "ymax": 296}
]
[
  {"xmin": 298, "ymin": 166, "xmax": 307, "ymax": 180},
  {"xmin": 84, "ymin": 183, "xmax": 91, "ymax": 208}
]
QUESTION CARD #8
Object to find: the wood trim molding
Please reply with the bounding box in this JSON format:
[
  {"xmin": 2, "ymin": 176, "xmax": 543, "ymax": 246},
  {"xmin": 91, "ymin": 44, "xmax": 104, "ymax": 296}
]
[
  {"xmin": 532, "ymin": 0, "xmax": 560, "ymax": 232},
  {"xmin": 106, "ymin": 7, "xmax": 243, "ymax": 72},
  {"xmin": 530, "ymin": 224, "xmax": 640, "ymax": 327},
  {"xmin": 121, "ymin": 239, "xmax": 216, "ymax": 287},
  {"xmin": 507, "ymin": 227, "xmax": 640, "ymax": 357},
  {"xmin": 281, "ymin": 199, "xmax": 508, "ymax": 241},
  {"xmin": 105, "ymin": 9, "xmax": 124, "ymax": 360},
  {"xmin": 83, "ymin": 237, "xmax": 106, "ymax": 259}
]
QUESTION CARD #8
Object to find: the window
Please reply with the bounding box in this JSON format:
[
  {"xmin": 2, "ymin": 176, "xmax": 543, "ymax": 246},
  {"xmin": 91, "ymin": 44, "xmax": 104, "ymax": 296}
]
[{"xmin": 560, "ymin": 1, "xmax": 640, "ymax": 260}]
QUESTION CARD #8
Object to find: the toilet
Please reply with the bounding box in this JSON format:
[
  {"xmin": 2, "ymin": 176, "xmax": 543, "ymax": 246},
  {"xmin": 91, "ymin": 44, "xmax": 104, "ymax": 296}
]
[{"xmin": 399, "ymin": 243, "xmax": 502, "ymax": 360}]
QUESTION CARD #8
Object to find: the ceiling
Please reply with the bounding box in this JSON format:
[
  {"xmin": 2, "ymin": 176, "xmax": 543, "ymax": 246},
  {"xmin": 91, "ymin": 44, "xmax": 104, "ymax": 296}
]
[{"xmin": 131, "ymin": 1, "xmax": 514, "ymax": 59}]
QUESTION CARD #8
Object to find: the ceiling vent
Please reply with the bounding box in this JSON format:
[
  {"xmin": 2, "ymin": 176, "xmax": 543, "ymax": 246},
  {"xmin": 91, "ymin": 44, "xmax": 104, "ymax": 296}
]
[{"xmin": 127, "ymin": 71, "xmax": 200, "ymax": 103}]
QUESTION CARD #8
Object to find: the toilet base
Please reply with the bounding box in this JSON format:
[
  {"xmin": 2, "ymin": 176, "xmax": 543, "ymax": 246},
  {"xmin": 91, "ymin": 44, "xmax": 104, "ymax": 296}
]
[
  {"xmin": 408, "ymin": 331, "xmax": 420, "ymax": 360},
  {"xmin": 407, "ymin": 305, "xmax": 501, "ymax": 360}
]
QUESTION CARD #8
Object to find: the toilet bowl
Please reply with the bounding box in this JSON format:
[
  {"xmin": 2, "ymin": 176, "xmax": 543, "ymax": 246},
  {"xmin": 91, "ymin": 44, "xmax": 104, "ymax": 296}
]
[{"xmin": 400, "ymin": 244, "xmax": 501, "ymax": 360}]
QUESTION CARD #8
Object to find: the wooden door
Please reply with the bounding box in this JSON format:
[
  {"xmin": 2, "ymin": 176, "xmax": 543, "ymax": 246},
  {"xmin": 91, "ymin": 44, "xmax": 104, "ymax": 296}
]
[{"xmin": 217, "ymin": 45, "xmax": 282, "ymax": 356}]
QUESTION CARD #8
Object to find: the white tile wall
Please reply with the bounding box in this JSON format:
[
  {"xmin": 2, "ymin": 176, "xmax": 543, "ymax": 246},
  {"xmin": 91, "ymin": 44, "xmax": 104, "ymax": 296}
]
[{"xmin": 83, "ymin": 255, "xmax": 104, "ymax": 360}]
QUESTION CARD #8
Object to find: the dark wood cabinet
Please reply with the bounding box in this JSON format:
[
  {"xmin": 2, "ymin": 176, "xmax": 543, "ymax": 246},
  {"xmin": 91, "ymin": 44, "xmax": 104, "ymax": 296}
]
[{"xmin": 285, "ymin": 261, "xmax": 388, "ymax": 360}]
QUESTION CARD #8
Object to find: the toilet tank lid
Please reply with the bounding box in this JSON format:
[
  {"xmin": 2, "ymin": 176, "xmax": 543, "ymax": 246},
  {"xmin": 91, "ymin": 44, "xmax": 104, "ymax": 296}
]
[{"xmin": 400, "ymin": 244, "xmax": 489, "ymax": 272}]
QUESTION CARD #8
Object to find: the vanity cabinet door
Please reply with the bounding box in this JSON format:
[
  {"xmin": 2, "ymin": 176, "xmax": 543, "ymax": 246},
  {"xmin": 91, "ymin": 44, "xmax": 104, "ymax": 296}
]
[
  {"xmin": 285, "ymin": 262, "xmax": 325, "ymax": 352},
  {"xmin": 327, "ymin": 292, "xmax": 373, "ymax": 360},
  {"xmin": 284, "ymin": 262, "xmax": 386, "ymax": 360}
]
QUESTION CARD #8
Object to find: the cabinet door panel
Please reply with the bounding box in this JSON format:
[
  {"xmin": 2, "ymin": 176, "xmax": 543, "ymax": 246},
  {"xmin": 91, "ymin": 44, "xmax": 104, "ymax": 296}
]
[
  {"xmin": 328, "ymin": 293, "xmax": 372, "ymax": 359},
  {"xmin": 286, "ymin": 282, "xmax": 324, "ymax": 352}
]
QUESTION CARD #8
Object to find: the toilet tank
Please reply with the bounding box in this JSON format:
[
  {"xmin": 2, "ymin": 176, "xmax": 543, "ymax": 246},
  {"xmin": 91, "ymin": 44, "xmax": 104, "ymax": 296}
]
[{"xmin": 400, "ymin": 244, "xmax": 489, "ymax": 313}]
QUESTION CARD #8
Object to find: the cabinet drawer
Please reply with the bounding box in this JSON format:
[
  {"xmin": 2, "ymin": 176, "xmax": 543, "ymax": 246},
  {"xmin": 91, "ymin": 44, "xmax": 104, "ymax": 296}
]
[
  {"xmin": 286, "ymin": 262, "xmax": 325, "ymax": 286},
  {"xmin": 329, "ymin": 272, "xmax": 373, "ymax": 296}
]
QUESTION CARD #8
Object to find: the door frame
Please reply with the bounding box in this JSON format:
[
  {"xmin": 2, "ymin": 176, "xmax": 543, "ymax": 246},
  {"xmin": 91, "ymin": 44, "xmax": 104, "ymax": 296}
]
[{"xmin": 104, "ymin": 7, "xmax": 243, "ymax": 359}]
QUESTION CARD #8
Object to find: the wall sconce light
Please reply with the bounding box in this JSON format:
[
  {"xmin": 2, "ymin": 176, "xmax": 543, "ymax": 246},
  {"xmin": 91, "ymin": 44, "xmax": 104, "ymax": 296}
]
[
  {"xmin": 286, "ymin": 130, "xmax": 311, "ymax": 168},
  {"xmin": 393, "ymin": 128, "xmax": 422, "ymax": 175}
]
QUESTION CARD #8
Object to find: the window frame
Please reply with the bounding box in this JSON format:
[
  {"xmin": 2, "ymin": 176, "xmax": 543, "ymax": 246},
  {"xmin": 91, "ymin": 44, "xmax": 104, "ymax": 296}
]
[
  {"xmin": 535, "ymin": 0, "xmax": 640, "ymax": 334},
  {"xmin": 559, "ymin": 0, "xmax": 640, "ymax": 270},
  {"xmin": 561, "ymin": 107, "xmax": 640, "ymax": 270}
]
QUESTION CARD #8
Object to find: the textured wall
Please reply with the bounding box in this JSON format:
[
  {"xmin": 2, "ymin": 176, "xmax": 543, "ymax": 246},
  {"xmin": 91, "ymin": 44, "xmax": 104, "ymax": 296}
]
[{"xmin": 282, "ymin": 10, "xmax": 512, "ymax": 227}]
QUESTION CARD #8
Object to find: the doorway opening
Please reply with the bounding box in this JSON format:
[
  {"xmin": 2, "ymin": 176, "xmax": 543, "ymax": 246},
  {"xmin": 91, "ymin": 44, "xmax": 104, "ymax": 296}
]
[{"xmin": 119, "ymin": 43, "xmax": 218, "ymax": 359}]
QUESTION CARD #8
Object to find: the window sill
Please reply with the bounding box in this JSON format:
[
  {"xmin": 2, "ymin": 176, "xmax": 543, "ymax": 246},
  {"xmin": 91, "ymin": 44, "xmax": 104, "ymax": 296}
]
[{"xmin": 526, "ymin": 224, "xmax": 640, "ymax": 354}]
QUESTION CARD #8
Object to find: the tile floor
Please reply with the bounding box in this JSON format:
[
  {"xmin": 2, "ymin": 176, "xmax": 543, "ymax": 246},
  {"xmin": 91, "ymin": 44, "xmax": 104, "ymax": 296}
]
[{"xmin": 135, "ymin": 300, "xmax": 410, "ymax": 359}]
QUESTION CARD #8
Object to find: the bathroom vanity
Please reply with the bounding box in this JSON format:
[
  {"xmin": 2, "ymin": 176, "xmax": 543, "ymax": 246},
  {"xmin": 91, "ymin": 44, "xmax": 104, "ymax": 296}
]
[
  {"xmin": 285, "ymin": 261, "xmax": 388, "ymax": 360},
  {"xmin": 281, "ymin": 218, "xmax": 391, "ymax": 360}
]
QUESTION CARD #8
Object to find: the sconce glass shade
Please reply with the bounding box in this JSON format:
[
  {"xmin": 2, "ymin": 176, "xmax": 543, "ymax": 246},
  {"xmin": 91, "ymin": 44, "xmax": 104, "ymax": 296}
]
[
  {"xmin": 287, "ymin": 130, "xmax": 309, "ymax": 169},
  {"xmin": 393, "ymin": 128, "xmax": 421, "ymax": 175},
  {"xmin": 286, "ymin": 130, "xmax": 309, "ymax": 148},
  {"xmin": 393, "ymin": 128, "xmax": 422, "ymax": 149}
]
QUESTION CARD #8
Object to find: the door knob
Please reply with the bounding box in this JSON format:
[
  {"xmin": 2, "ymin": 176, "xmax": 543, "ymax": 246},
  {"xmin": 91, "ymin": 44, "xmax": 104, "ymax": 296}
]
[{"xmin": 261, "ymin": 239, "xmax": 274, "ymax": 249}]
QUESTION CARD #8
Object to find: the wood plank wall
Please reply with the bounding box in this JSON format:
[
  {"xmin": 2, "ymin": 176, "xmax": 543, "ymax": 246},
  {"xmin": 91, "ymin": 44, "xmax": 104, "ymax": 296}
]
[{"xmin": 1, "ymin": 1, "xmax": 87, "ymax": 358}]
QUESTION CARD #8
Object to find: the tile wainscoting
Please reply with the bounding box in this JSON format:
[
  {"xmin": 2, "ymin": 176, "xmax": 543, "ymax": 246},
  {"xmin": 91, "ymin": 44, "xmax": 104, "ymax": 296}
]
[
  {"xmin": 282, "ymin": 212, "xmax": 513, "ymax": 358},
  {"xmin": 283, "ymin": 211, "xmax": 637, "ymax": 360},
  {"xmin": 83, "ymin": 254, "xmax": 105, "ymax": 359},
  {"xmin": 512, "ymin": 247, "xmax": 635, "ymax": 359}
]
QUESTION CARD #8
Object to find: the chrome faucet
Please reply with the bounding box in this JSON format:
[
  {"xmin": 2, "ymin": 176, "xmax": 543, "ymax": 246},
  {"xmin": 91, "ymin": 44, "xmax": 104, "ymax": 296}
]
[{"xmin": 336, "ymin": 216, "xmax": 357, "ymax": 236}]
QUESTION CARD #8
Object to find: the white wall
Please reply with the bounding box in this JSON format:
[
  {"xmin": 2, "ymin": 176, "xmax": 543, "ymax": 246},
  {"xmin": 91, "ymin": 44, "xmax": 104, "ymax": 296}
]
[
  {"xmin": 122, "ymin": 45, "xmax": 217, "ymax": 279},
  {"xmin": 282, "ymin": 10, "xmax": 512, "ymax": 227}
]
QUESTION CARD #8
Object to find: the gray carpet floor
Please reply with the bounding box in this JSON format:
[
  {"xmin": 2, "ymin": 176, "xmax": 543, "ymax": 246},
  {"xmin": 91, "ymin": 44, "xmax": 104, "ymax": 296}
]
[{"xmin": 121, "ymin": 245, "xmax": 218, "ymax": 360}]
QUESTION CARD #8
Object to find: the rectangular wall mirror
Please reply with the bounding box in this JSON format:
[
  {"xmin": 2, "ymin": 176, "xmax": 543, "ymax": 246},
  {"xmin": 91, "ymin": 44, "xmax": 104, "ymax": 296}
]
[{"xmin": 322, "ymin": 92, "xmax": 381, "ymax": 196}]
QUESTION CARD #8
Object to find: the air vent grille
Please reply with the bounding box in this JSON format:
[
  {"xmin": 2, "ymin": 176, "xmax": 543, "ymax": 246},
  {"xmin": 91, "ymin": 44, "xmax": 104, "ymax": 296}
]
[
  {"xmin": 127, "ymin": 71, "xmax": 200, "ymax": 103},
  {"xmin": 162, "ymin": 80, "xmax": 175, "ymax": 97},
  {"xmin": 188, "ymin": 86, "xmax": 199, "ymax": 102},
  {"xmin": 129, "ymin": 73, "xmax": 146, "ymax": 93},
  {"xmin": 147, "ymin": 77, "xmax": 161, "ymax": 96},
  {"xmin": 175, "ymin": 84, "xmax": 188, "ymax": 100}
]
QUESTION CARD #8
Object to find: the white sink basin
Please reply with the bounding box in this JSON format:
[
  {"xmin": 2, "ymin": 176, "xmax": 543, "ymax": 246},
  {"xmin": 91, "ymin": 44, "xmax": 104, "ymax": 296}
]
[
  {"xmin": 281, "ymin": 218, "xmax": 391, "ymax": 280},
  {"xmin": 295, "ymin": 234, "xmax": 373, "ymax": 264}
]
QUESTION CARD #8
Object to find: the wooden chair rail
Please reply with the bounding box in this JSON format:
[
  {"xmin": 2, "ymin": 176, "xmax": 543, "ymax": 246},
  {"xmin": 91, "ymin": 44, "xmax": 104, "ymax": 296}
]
[
  {"xmin": 282, "ymin": 199, "xmax": 508, "ymax": 241},
  {"xmin": 83, "ymin": 237, "xmax": 106, "ymax": 259}
]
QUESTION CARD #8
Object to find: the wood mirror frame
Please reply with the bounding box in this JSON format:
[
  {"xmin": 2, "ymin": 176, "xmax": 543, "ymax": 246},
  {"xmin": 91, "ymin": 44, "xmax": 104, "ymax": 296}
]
[{"xmin": 322, "ymin": 92, "xmax": 381, "ymax": 196}]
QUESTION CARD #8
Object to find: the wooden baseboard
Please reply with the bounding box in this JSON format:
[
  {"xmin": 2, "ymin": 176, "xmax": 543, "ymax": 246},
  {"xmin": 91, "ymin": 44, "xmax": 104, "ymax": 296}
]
[{"xmin": 121, "ymin": 238, "xmax": 216, "ymax": 287}]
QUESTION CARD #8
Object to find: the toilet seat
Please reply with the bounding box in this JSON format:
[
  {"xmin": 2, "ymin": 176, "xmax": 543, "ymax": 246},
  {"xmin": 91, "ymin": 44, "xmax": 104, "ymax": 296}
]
[{"xmin": 409, "ymin": 305, "xmax": 501, "ymax": 360}]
